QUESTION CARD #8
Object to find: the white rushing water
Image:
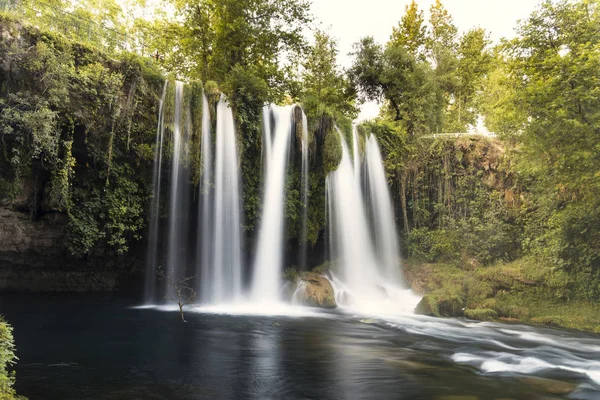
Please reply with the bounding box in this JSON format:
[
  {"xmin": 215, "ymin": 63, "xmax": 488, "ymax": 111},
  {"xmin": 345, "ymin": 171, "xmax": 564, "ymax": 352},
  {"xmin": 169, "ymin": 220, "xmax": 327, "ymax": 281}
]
[
  {"xmin": 250, "ymin": 105, "xmax": 296, "ymax": 303},
  {"xmin": 365, "ymin": 135, "xmax": 404, "ymax": 285},
  {"xmin": 327, "ymin": 128, "xmax": 420, "ymax": 315},
  {"xmin": 380, "ymin": 313, "xmax": 600, "ymax": 387},
  {"xmin": 144, "ymin": 81, "xmax": 168, "ymax": 304},
  {"xmin": 299, "ymin": 112, "xmax": 309, "ymax": 270},
  {"xmin": 209, "ymin": 96, "xmax": 244, "ymax": 303},
  {"xmin": 197, "ymin": 92, "xmax": 214, "ymax": 302},
  {"xmin": 165, "ymin": 81, "xmax": 192, "ymax": 299}
]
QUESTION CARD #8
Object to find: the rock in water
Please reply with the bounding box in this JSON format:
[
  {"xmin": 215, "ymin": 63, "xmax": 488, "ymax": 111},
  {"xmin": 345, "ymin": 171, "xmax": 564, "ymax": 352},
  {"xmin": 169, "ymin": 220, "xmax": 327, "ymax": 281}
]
[
  {"xmin": 415, "ymin": 295, "xmax": 439, "ymax": 316},
  {"xmin": 294, "ymin": 272, "xmax": 336, "ymax": 308}
]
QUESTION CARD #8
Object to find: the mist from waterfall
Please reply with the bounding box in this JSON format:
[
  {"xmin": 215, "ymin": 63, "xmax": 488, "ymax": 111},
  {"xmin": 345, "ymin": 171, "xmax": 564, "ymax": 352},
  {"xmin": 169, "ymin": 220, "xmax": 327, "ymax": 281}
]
[
  {"xmin": 327, "ymin": 127, "xmax": 420, "ymax": 315},
  {"xmin": 250, "ymin": 105, "xmax": 296, "ymax": 303}
]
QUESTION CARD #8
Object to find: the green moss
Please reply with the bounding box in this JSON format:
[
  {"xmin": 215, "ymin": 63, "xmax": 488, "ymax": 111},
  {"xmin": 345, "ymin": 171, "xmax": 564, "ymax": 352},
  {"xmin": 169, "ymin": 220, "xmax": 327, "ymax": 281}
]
[
  {"xmin": 283, "ymin": 267, "xmax": 299, "ymax": 283},
  {"xmin": 407, "ymin": 257, "xmax": 600, "ymax": 333},
  {"xmin": 465, "ymin": 308, "xmax": 498, "ymax": 321},
  {"xmin": 436, "ymin": 293, "xmax": 464, "ymax": 317},
  {"xmin": 322, "ymin": 128, "xmax": 342, "ymax": 173},
  {"xmin": 415, "ymin": 295, "xmax": 439, "ymax": 316}
]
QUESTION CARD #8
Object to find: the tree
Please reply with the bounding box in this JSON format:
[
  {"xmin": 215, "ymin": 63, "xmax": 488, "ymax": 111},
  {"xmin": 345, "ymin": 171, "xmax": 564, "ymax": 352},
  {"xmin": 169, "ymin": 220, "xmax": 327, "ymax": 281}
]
[
  {"xmin": 427, "ymin": 0, "xmax": 459, "ymax": 129},
  {"xmin": 389, "ymin": 0, "xmax": 427, "ymax": 60},
  {"xmin": 349, "ymin": 37, "xmax": 440, "ymax": 136},
  {"xmin": 445, "ymin": 28, "xmax": 493, "ymax": 131},
  {"xmin": 502, "ymin": 0, "xmax": 600, "ymax": 297},
  {"xmin": 479, "ymin": 51, "xmax": 527, "ymax": 136},
  {"xmin": 428, "ymin": 0, "xmax": 458, "ymax": 52},
  {"xmin": 301, "ymin": 30, "xmax": 357, "ymax": 120},
  {"xmin": 157, "ymin": 0, "xmax": 311, "ymax": 102}
]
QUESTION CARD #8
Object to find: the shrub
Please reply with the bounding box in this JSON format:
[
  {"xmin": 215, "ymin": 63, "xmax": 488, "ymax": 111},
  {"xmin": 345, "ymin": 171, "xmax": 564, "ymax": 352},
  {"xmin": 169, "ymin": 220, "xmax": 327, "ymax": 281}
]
[{"xmin": 0, "ymin": 317, "xmax": 22, "ymax": 399}]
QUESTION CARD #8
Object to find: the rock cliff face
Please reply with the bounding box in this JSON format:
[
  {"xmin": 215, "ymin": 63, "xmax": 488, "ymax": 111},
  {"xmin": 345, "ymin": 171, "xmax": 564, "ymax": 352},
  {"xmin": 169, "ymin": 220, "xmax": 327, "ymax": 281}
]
[{"xmin": 0, "ymin": 183, "xmax": 142, "ymax": 292}]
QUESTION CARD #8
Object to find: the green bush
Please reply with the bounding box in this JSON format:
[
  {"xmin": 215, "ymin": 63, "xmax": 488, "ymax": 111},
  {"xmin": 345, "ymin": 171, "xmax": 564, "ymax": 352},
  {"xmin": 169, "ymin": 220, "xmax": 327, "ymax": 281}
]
[
  {"xmin": 0, "ymin": 317, "xmax": 22, "ymax": 399},
  {"xmin": 406, "ymin": 227, "xmax": 460, "ymax": 262},
  {"xmin": 465, "ymin": 308, "xmax": 498, "ymax": 321}
]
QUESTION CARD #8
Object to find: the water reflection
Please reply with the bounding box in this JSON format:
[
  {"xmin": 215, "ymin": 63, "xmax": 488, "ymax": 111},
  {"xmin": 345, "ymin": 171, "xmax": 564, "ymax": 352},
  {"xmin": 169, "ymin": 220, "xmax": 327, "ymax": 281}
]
[{"xmin": 1, "ymin": 295, "xmax": 599, "ymax": 399}]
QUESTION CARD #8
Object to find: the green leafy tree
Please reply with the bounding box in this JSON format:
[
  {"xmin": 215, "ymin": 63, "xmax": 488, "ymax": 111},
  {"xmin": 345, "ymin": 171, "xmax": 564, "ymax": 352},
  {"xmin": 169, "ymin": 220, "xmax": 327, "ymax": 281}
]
[
  {"xmin": 301, "ymin": 30, "xmax": 357, "ymax": 121},
  {"xmin": 501, "ymin": 0, "xmax": 600, "ymax": 297},
  {"xmin": 445, "ymin": 28, "xmax": 493, "ymax": 131},
  {"xmin": 427, "ymin": 0, "xmax": 458, "ymax": 128},
  {"xmin": 479, "ymin": 51, "xmax": 528, "ymax": 136},
  {"xmin": 389, "ymin": 0, "xmax": 427, "ymax": 60},
  {"xmin": 350, "ymin": 37, "xmax": 440, "ymax": 136}
]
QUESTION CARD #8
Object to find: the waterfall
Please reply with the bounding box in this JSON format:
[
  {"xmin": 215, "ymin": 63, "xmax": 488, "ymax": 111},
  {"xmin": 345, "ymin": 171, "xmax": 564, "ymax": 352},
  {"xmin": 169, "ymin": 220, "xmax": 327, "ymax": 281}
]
[
  {"xmin": 352, "ymin": 126, "xmax": 362, "ymax": 189},
  {"xmin": 209, "ymin": 96, "xmax": 244, "ymax": 303},
  {"xmin": 299, "ymin": 112, "xmax": 309, "ymax": 270},
  {"xmin": 165, "ymin": 81, "xmax": 192, "ymax": 299},
  {"xmin": 144, "ymin": 81, "xmax": 167, "ymax": 304},
  {"xmin": 327, "ymin": 131, "xmax": 379, "ymax": 292},
  {"xmin": 365, "ymin": 135, "xmax": 404, "ymax": 285},
  {"xmin": 327, "ymin": 129, "xmax": 420, "ymax": 314},
  {"xmin": 197, "ymin": 92, "xmax": 214, "ymax": 302},
  {"xmin": 250, "ymin": 105, "xmax": 295, "ymax": 303},
  {"xmin": 143, "ymin": 83, "xmax": 414, "ymax": 312}
]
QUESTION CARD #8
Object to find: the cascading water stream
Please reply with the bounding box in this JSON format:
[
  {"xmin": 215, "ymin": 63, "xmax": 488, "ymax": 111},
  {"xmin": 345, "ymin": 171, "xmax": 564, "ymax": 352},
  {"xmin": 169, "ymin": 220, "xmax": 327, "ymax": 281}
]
[
  {"xmin": 210, "ymin": 96, "xmax": 244, "ymax": 303},
  {"xmin": 165, "ymin": 81, "xmax": 191, "ymax": 299},
  {"xmin": 299, "ymin": 112, "xmax": 309, "ymax": 270},
  {"xmin": 144, "ymin": 81, "xmax": 167, "ymax": 304},
  {"xmin": 250, "ymin": 105, "xmax": 295, "ymax": 303},
  {"xmin": 365, "ymin": 135, "xmax": 404, "ymax": 285},
  {"xmin": 327, "ymin": 132, "xmax": 380, "ymax": 292},
  {"xmin": 143, "ymin": 85, "xmax": 412, "ymax": 313},
  {"xmin": 352, "ymin": 126, "xmax": 362, "ymax": 189},
  {"xmin": 327, "ymin": 129, "xmax": 420, "ymax": 314},
  {"xmin": 197, "ymin": 93, "xmax": 214, "ymax": 302}
]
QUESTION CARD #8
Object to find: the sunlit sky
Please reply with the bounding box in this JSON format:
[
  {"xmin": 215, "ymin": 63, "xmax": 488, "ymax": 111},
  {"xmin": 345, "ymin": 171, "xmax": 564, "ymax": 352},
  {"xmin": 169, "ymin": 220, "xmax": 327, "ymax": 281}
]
[{"xmin": 308, "ymin": 0, "xmax": 540, "ymax": 121}]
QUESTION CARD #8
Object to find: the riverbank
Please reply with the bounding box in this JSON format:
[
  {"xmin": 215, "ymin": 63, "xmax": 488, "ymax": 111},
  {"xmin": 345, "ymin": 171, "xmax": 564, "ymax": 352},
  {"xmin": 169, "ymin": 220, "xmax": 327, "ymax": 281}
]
[{"xmin": 405, "ymin": 257, "xmax": 600, "ymax": 333}]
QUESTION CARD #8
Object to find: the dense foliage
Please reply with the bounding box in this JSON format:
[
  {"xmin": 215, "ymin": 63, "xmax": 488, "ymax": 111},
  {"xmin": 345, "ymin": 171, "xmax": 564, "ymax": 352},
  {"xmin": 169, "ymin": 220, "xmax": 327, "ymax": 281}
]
[
  {"xmin": 357, "ymin": 0, "xmax": 600, "ymax": 305},
  {"xmin": 0, "ymin": 317, "xmax": 22, "ymax": 399},
  {"xmin": 0, "ymin": 15, "xmax": 163, "ymax": 257},
  {"xmin": 482, "ymin": 0, "xmax": 600, "ymax": 298},
  {"xmin": 1, "ymin": 0, "xmax": 599, "ymax": 329}
]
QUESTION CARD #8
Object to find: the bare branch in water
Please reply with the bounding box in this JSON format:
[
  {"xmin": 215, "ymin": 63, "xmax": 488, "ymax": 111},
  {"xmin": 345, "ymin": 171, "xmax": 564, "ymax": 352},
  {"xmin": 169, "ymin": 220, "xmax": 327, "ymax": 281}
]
[{"xmin": 157, "ymin": 268, "xmax": 198, "ymax": 322}]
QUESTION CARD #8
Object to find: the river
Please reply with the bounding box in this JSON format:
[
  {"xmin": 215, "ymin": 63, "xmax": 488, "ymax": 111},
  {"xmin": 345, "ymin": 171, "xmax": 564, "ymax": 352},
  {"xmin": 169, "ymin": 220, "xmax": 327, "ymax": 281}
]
[{"xmin": 1, "ymin": 294, "xmax": 598, "ymax": 399}]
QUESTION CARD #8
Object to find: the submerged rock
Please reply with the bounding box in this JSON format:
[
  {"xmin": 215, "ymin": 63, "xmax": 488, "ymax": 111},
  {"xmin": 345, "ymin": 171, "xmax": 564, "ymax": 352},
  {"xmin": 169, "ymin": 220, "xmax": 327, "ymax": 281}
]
[
  {"xmin": 518, "ymin": 377, "xmax": 576, "ymax": 395},
  {"xmin": 293, "ymin": 272, "xmax": 336, "ymax": 308}
]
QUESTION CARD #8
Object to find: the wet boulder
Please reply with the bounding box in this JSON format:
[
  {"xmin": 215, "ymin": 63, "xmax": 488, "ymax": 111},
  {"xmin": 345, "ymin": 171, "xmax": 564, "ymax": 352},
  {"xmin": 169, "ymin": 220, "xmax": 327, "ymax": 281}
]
[
  {"xmin": 293, "ymin": 272, "xmax": 336, "ymax": 308},
  {"xmin": 414, "ymin": 294, "xmax": 439, "ymax": 316}
]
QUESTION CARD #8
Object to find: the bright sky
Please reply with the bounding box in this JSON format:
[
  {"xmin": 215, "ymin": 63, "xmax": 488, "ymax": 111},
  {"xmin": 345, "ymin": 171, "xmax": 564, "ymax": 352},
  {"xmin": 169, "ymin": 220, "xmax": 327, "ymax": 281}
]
[{"xmin": 309, "ymin": 0, "xmax": 540, "ymax": 121}]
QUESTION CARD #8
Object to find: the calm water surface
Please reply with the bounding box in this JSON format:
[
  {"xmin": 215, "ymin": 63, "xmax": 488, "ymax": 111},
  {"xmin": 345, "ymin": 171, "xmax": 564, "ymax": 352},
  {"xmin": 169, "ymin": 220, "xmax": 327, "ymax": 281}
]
[{"xmin": 1, "ymin": 294, "xmax": 599, "ymax": 399}]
